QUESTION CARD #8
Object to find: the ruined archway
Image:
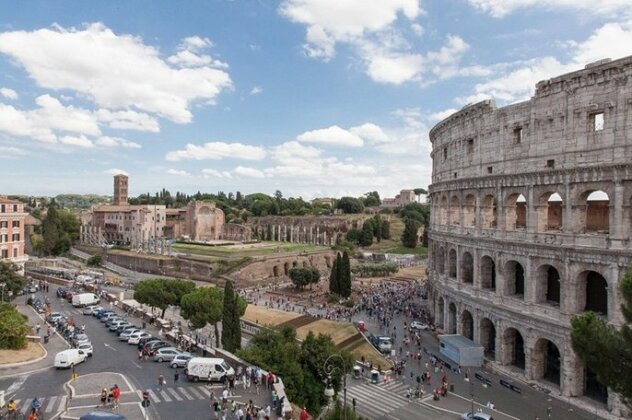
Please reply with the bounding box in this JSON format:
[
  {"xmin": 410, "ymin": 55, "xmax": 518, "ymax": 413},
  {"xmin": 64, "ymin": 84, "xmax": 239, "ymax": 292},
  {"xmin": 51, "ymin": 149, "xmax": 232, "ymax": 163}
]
[
  {"xmin": 448, "ymin": 248, "xmax": 457, "ymax": 278},
  {"xmin": 537, "ymin": 192, "xmax": 563, "ymax": 232},
  {"xmin": 533, "ymin": 338, "xmax": 561, "ymax": 386},
  {"xmin": 503, "ymin": 327, "xmax": 525, "ymax": 370},
  {"xmin": 448, "ymin": 302, "xmax": 457, "ymax": 334},
  {"xmin": 436, "ymin": 297, "xmax": 445, "ymax": 328},
  {"xmin": 505, "ymin": 193, "xmax": 527, "ymax": 230},
  {"xmin": 504, "ymin": 260, "xmax": 525, "ymax": 297},
  {"xmin": 578, "ymin": 270, "xmax": 608, "ymax": 316},
  {"xmin": 584, "ymin": 190, "xmax": 610, "ymax": 233},
  {"xmin": 461, "ymin": 310, "xmax": 473, "ymax": 340},
  {"xmin": 460, "ymin": 251, "xmax": 473, "ymax": 284},
  {"xmin": 449, "ymin": 195, "xmax": 460, "ymax": 225},
  {"xmin": 273, "ymin": 266, "xmax": 279, "ymax": 277},
  {"xmin": 480, "ymin": 255, "xmax": 496, "ymax": 290},
  {"xmin": 463, "ymin": 194, "xmax": 476, "ymax": 227},
  {"xmin": 284, "ymin": 262, "xmax": 290, "ymax": 276},
  {"xmin": 437, "ymin": 247, "xmax": 446, "ymax": 275},
  {"xmin": 481, "ymin": 194, "xmax": 497, "ymax": 229},
  {"xmin": 440, "ymin": 196, "xmax": 448, "ymax": 225},
  {"xmin": 535, "ymin": 264, "xmax": 561, "ymax": 306},
  {"xmin": 480, "ymin": 318, "xmax": 496, "ymax": 358}
]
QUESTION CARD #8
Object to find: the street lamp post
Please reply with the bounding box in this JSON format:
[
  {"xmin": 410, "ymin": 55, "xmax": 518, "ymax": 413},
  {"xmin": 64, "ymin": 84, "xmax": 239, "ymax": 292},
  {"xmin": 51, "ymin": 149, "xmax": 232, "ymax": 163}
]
[{"xmin": 322, "ymin": 353, "xmax": 348, "ymax": 420}]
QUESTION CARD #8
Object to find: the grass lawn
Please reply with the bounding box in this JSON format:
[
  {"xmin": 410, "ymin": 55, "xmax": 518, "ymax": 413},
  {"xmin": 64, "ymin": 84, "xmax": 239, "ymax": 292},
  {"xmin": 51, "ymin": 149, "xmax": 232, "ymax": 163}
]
[
  {"xmin": 383, "ymin": 245, "xmax": 428, "ymax": 256},
  {"xmin": 295, "ymin": 320, "xmax": 358, "ymax": 345},
  {"xmin": 351, "ymin": 341, "xmax": 392, "ymax": 369},
  {"xmin": 0, "ymin": 342, "xmax": 45, "ymax": 365},
  {"xmin": 173, "ymin": 242, "xmax": 323, "ymax": 259},
  {"xmin": 242, "ymin": 305, "xmax": 302, "ymax": 327}
]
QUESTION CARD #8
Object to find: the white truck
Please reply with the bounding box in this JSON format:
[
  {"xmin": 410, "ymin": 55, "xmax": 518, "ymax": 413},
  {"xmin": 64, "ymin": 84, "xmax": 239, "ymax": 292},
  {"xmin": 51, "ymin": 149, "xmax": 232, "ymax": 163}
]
[
  {"xmin": 71, "ymin": 293, "xmax": 99, "ymax": 307},
  {"xmin": 185, "ymin": 357, "xmax": 235, "ymax": 382}
]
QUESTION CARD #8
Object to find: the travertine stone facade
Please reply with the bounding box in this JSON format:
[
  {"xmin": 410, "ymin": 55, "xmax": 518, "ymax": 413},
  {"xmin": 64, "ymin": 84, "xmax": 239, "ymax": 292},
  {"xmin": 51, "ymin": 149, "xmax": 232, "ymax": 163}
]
[{"xmin": 427, "ymin": 56, "xmax": 632, "ymax": 417}]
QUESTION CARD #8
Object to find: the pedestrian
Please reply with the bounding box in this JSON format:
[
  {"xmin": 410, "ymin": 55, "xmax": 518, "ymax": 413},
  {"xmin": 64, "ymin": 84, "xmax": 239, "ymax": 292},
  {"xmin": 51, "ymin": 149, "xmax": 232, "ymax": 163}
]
[
  {"xmin": 138, "ymin": 349, "xmax": 143, "ymax": 361},
  {"xmin": 100, "ymin": 388, "xmax": 108, "ymax": 407},
  {"xmin": 36, "ymin": 323, "xmax": 41, "ymax": 335},
  {"xmin": 158, "ymin": 374, "xmax": 165, "ymax": 391},
  {"xmin": 174, "ymin": 370, "xmax": 180, "ymax": 383}
]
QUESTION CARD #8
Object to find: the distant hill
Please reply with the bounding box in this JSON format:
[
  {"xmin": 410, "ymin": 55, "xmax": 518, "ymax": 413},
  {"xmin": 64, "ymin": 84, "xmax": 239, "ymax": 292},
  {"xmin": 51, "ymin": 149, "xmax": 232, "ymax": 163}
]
[{"xmin": 54, "ymin": 194, "xmax": 111, "ymax": 209}]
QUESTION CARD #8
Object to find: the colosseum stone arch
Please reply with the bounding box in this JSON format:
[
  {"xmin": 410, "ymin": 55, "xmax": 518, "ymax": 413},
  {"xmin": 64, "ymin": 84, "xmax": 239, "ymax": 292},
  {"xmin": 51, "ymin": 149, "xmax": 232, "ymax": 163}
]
[{"xmin": 426, "ymin": 56, "xmax": 632, "ymax": 416}]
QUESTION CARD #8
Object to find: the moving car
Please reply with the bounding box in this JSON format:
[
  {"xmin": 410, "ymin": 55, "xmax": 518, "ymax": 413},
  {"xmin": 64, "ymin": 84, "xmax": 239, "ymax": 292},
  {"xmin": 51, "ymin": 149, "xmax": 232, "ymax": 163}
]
[
  {"xmin": 57, "ymin": 287, "xmax": 70, "ymax": 298},
  {"xmin": 128, "ymin": 331, "xmax": 151, "ymax": 345},
  {"xmin": 153, "ymin": 347, "xmax": 188, "ymax": 363},
  {"xmin": 48, "ymin": 312, "xmax": 64, "ymax": 323},
  {"xmin": 170, "ymin": 353, "xmax": 193, "ymax": 369},
  {"xmin": 185, "ymin": 357, "xmax": 235, "ymax": 382},
  {"xmin": 72, "ymin": 333, "xmax": 90, "ymax": 347},
  {"xmin": 54, "ymin": 349, "xmax": 88, "ymax": 369},
  {"xmin": 410, "ymin": 321, "xmax": 429, "ymax": 331},
  {"xmin": 77, "ymin": 342, "xmax": 94, "ymax": 357},
  {"xmin": 460, "ymin": 413, "xmax": 493, "ymax": 420}
]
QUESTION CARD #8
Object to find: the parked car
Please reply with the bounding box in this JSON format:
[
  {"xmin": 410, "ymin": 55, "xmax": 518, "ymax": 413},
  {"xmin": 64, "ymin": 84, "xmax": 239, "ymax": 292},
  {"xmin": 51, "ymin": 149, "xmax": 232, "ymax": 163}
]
[
  {"xmin": 72, "ymin": 333, "xmax": 90, "ymax": 347},
  {"xmin": 137, "ymin": 337, "xmax": 159, "ymax": 350},
  {"xmin": 119, "ymin": 325, "xmax": 140, "ymax": 335},
  {"xmin": 56, "ymin": 287, "xmax": 71, "ymax": 298},
  {"xmin": 170, "ymin": 353, "xmax": 193, "ymax": 369},
  {"xmin": 105, "ymin": 316, "xmax": 123, "ymax": 327},
  {"xmin": 128, "ymin": 331, "xmax": 151, "ymax": 345},
  {"xmin": 460, "ymin": 413, "xmax": 494, "ymax": 420},
  {"xmin": 82, "ymin": 305, "xmax": 97, "ymax": 315},
  {"xmin": 153, "ymin": 347, "xmax": 188, "ymax": 363},
  {"xmin": 116, "ymin": 322, "xmax": 132, "ymax": 334},
  {"xmin": 76, "ymin": 342, "xmax": 94, "ymax": 357},
  {"xmin": 410, "ymin": 321, "xmax": 429, "ymax": 331},
  {"xmin": 109, "ymin": 320, "xmax": 128, "ymax": 332},
  {"xmin": 144, "ymin": 341, "xmax": 170, "ymax": 355},
  {"xmin": 100, "ymin": 313, "xmax": 118, "ymax": 323},
  {"xmin": 95, "ymin": 309, "xmax": 114, "ymax": 320},
  {"xmin": 119, "ymin": 329, "xmax": 141, "ymax": 341},
  {"xmin": 54, "ymin": 349, "xmax": 88, "ymax": 369},
  {"xmin": 48, "ymin": 312, "xmax": 64, "ymax": 323},
  {"xmin": 90, "ymin": 306, "xmax": 104, "ymax": 316}
]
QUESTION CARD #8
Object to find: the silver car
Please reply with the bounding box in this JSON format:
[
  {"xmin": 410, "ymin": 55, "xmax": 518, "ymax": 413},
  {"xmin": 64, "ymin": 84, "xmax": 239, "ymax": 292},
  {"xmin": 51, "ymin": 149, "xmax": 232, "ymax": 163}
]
[
  {"xmin": 170, "ymin": 353, "xmax": 193, "ymax": 369},
  {"xmin": 153, "ymin": 347, "xmax": 187, "ymax": 363},
  {"xmin": 77, "ymin": 342, "xmax": 94, "ymax": 357},
  {"xmin": 119, "ymin": 328, "xmax": 140, "ymax": 341}
]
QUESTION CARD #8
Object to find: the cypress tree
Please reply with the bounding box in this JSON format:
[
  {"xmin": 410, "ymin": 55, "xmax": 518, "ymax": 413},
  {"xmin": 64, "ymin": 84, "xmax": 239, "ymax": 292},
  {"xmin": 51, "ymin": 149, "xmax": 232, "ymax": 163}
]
[
  {"xmin": 222, "ymin": 280, "xmax": 235, "ymax": 351},
  {"xmin": 329, "ymin": 256, "xmax": 339, "ymax": 294},
  {"xmin": 335, "ymin": 253, "xmax": 343, "ymax": 295},
  {"xmin": 340, "ymin": 251, "xmax": 351, "ymax": 298},
  {"xmin": 231, "ymin": 287, "xmax": 242, "ymax": 351}
]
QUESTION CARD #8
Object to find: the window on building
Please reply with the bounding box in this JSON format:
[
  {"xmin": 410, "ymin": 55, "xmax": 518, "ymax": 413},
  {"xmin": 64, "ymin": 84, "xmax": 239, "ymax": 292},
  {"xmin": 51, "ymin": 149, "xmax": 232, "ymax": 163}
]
[
  {"xmin": 0, "ymin": 205, "xmax": 4, "ymax": 213},
  {"xmin": 0, "ymin": 234, "xmax": 7, "ymax": 243},
  {"xmin": 591, "ymin": 112, "xmax": 604, "ymax": 131},
  {"xmin": 547, "ymin": 159, "xmax": 555, "ymax": 168},
  {"xmin": 453, "ymin": 172, "xmax": 458, "ymax": 178},
  {"xmin": 13, "ymin": 248, "xmax": 18, "ymax": 257},
  {"xmin": 513, "ymin": 127, "xmax": 523, "ymax": 144},
  {"xmin": 12, "ymin": 220, "xmax": 19, "ymax": 228},
  {"xmin": 487, "ymin": 166, "xmax": 493, "ymax": 174},
  {"xmin": 12, "ymin": 234, "xmax": 19, "ymax": 241},
  {"xmin": 0, "ymin": 221, "xmax": 7, "ymax": 228},
  {"xmin": 443, "ymin": 147, "xmax": 448, "ymax": 161},
  {"xmin": 12, "ymin": 205, "xmax": 17, "ymax": 212},
  {"xmin": 1, "ymin": 249, "xmax": 8, "ymax": 259},
  {"xmin": 467, "ymin": 139, "xmax": 474, "ymax": 154}
]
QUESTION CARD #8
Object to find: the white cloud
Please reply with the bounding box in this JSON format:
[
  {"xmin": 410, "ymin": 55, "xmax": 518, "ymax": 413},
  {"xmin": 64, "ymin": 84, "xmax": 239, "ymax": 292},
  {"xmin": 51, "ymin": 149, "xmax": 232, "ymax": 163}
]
[
  {"xmin": 249, "ymin": 86, "xmax": 263, "ymax": 95},
  {"xmin": 0, "ymin": 145, "xmax": 29, "ymax": 157},
  {"xmin": 270, "ymin": 141, "xmax": 322, "ymax": 161},
  {"xmin": 234, "ymin": 166, "xmax": 266, "ymax": 178},
  {"xmin": 59, "ymin": 134, "xmax": 94, "ymax": 148},
  {"xmin": 467, "ymin": 0, "xmax": 632, "ymax": 18},
  {"xmin": 165, "ymin": 141, "xmax": 267, "ymax": 161},
  {"xmin": 410, "ymin": 23, "xmax": 423, "ymax": 36},
  {"xmin": 0, "ymin": 87, "xmax": 17, "ymax": 100},
  {"xmin": 201, "ymin": 168, "xmax": 232, "ymax": 178},
  {"xmin": 296, "ymin": 125, "xmax": 364, "ymax": 147},
  {"xmin": 167, "ymin": 169, "xmax": 191, "ymax": 177},
  {"xmin": 104, "ymin": 168, "xmax": 128, "ymax": 176},
  {"xmin": 429, "ymin": 108, "xmax": 458, "ymax": 122},
  {"xmin": 0, "ymin": 23, "xmax": 232, "ymax": 123},
  {"xmin": 95, "ymin": 136, "xmax": 141, "ymax": 149},
  {"xmin": 350, "ymin": 123, "xmax": 390, "ymax": 143},
  {"xmin": 95, "ymin": 109, "xmax": 160, "ymax": 132}
]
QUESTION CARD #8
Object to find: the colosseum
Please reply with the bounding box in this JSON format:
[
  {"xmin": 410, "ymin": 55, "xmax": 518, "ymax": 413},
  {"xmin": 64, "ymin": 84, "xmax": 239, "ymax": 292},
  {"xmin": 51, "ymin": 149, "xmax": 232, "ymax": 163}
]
[{"xmin": 427, "ymin": 55, "xmax": 632, "ymax": 417}]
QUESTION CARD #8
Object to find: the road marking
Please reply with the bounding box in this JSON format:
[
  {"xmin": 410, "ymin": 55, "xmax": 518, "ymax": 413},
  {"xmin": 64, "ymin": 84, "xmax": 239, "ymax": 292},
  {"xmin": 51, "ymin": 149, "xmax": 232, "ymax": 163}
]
[
  {"xmin": 20, "ymin": 398, "xmax": 32, "ymax": 414},
  {"xmin": 103, "ymin": 343, "xmax": 117, "ymax": 351},
  {"xmin": 45, "ymin": 396, "xmax": 57, "ymax": 413},
  {"xmin": 147, "ymin": 390, "xmax": 160, "ymax": 403},
  {"xmin": 5, "ymin": 376, "xmax": 27, "ymax": 396},
  {"xmin": 132, "ymin": 362, "xmax": 142, "ymax": 369},
  {"xmin": 159, "ymin": 390, "xmax": 172, "ymax": 402},
  {"xmin": 58, "ymin": 396, "xmax": 67, "ymax": 411},
  {"xmin": 198, "ymin": 386, "xmax": 211, "ymax": 397},
  {"xmin": 177, "ymin": 387, "xmax": 194, "ymax": 400},
  {"xmin": 187, "ymin": 387, "xmax": 203, "ymax": 399},
  {"xmin": 167, "ymin": 388, "xmax": 183, "ymax": 401}
]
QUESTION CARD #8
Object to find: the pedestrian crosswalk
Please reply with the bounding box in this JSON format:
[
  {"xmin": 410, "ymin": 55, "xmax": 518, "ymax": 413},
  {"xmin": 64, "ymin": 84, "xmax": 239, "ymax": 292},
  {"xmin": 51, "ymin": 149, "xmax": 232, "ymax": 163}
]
[
  {"xmin": 346, "ymin": 380, "xmax": 414, "ymax": 419},
  {"xmin": 9, "ymin": 395, "xmax": 68, "ymax": 415}
]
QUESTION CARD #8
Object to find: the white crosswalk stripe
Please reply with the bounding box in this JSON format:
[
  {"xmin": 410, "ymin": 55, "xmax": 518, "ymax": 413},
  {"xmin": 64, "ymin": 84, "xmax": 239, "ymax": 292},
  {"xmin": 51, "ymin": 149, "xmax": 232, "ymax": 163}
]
[
  {"xmin": 178, "ymin": 387, "xmax": 194, "ymax": 400},
  {"xmin": 167, "ymin": 388, "xmax": 183, "ymax": 401},
  {"xmin": 159, "ymin": 390, "xmax": 172, "ymax": 402},
  {"xmin": 378, "ymin": 379, "xmax": 409, "ymax": 395},
  {"xmin": 346, "ymin": 382, "xmax": 411, "ymax": 419},
  {"xmin": 188, "ymin": 387, "xmax": 203, "ymax": 399},
  {"xmin": 147, "ymin": 389, "xmax": 161, "ymax": 403},
  {"xmin": 45, "ymin": 396, "xmax": 57, "ymax": 413}
]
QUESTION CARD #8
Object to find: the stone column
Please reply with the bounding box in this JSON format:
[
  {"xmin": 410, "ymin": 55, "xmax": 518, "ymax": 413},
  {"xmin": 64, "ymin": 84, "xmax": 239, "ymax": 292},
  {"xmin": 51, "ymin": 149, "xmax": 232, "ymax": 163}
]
[
  {"xmin": 494, "ymin": 319, "xmax": 503, "ymax": 364},
  {"xmin": 526, "ymin": 185, "xmax": 536, "ymax": 234},
  {"xmin": 610, "ymin": 182, "xmax": 625, "ymax": 244},
  {"xmin": 290, "ymin": 226, "xmax": 294, "ymax": 243},
  {"xmin": 609, "ymin": 264, "xmax": 622, "ymax": 325},
  {"xmin": 323, "ymin": 231, "xmax": 327, "ymax": 246},
  {"xmin": 525, "ymin": 257, "xmax": 537, "ymax": 304},
  {"xmin": 561, "ymin": 349, "xmax": 583, "ymax": 397}
]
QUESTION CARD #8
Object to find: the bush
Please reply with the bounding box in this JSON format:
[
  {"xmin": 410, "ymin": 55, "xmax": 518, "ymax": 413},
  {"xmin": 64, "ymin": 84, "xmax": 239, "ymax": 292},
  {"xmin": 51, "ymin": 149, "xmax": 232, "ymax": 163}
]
[
  {"xmin": 327, "ymin": 295, "xmax": 339, "ymax": 304},
  {"xmin": 0, "ymin": 304, "xmax": 29, "ymax": 349},
  {"xmin": 87, "ymin": 253, "xmax": 103, "ymax": 267}
]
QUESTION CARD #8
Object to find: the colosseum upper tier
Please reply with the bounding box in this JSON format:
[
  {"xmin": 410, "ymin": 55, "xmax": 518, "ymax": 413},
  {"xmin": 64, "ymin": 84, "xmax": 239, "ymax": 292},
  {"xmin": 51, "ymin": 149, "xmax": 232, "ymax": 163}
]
[{"xmin": 427, "ymin": 56, "xmax": 632, "ymax": 415}]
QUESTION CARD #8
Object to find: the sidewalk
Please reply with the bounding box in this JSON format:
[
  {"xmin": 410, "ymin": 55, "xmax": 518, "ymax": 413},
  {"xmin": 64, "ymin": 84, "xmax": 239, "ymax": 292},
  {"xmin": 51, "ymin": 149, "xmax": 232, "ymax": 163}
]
[
  {"xmin": 0, "ymin": 296, "xmax": 70, "ymax": 378},
  {"xmin": 422, "ymin": 392, "xmax": 519, "ymax": 420}
]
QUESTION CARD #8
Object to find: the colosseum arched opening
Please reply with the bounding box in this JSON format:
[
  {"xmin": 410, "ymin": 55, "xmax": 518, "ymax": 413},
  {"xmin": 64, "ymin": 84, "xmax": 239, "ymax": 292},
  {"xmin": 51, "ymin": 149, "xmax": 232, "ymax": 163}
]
[
  {"xmin": 440, "ymin": 196, "xmax": 448, "ymax": 225},
  {"xmin": 461, "ymin": 309, "xmax": 473, "ymax": 340},
  {"xmin": 460, "ymin": 251, "xmax": 474, "ymax": 284},
  {"xmin": 480, "ymin": 255, "xmax": 496, "ymax": 290},
  {"xmin": 481, "ymin": 194, "xmax": 497, "ymax": 228},
  {"xmin": 505, "ymin": 193, "xmax": 527, "ymax": 230},
  {"xmin": 436, "ymin": 297, "xmax": 445, "ymax": 328},
  {"xmin": 504, "ymin": 260, "xmax": 525, "ymax": 297},
  {"xmin": 463, "ymin": 194, "xmax": 476, "ymax": 227},
  {"xmin": 578, "ymin": 270, "xmax": 608, "ymax": 316},
  {"xmin": 450, "ymin": 195, "xmax": 460, "ymax": 225},
  {"xmin": 273, "ymin": 266, "xmax": 279, "ymax": 277},
  {"xmin": 292, "ymin": 261, "xmax": 298, "ymax": 268},
  {"xmin": 437, "ymin": 247, "xmax": 445, "ymax": 275},
  {"xmin": 447, "ymin": 302, "xmax": 457, "ymax": 334},
  {"xmin": 537, "ymin": 192, "xmax": 564, "ymax": 232},
  {"xmin": 502, "ymin": 327, "xmax": 525, "ymax": 370},
  {"xmin": 582, "ymin": 190, "xmax": 610, "ymax": 233},
  {"xmin": 535, "ymin": 264, "xmax": 561, "ymax": 306},
  {"xmin": 284, "ymin": 262, "xmax": 290, "ymax": 276},
  {"xmin": 448, "ymin": 249, "xmax": 457, "ymax": 278},
  {"xmin": 532, "ymin": 338, "xmax": 561, "ymax": 386},
  {"xmin": 585, "ymin": 366, "xmax": 608, "ymax": 404},
  {"xmin": 480, "ymin": 318, "xmax": 496, "ymax": 358}
]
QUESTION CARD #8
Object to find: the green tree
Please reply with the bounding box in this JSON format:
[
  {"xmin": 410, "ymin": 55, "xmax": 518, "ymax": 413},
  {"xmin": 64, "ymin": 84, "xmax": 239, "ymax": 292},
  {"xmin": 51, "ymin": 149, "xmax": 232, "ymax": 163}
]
[
  {"xmin": 401, "ymin": 218, "xmax": 420, "ymax": 248},
  {"xmin": 362, "ymin": 191, "xmax": 381, "ymax": 207},
  {"xmin": 0, "ymin": 304, "xmax": 30, "ymax": 349},
  {"xmin": 336, "ymin": 197, "xmax": 364, "ymax": 214},
  {"xmin": 329, "ymin": 254, "xmax": 340, "ymax": 295},
  {"xmin": 38, "ymin": 203, "xmax": 80, "ymax": 256},
  {"xmin": 40, "ymin": 204, "xmax": 60, "ymax": 255},
  {"xmin": 571, "ymin": 267, "xmax": 632, "ymax": 405},
  {"xmin": 413, "ymin": 188, "xmax": 428, "ymax": 203},
  {"xmin": 222, "ymin": 280, "xmax": 243, "ymax": 352},
  {"xmin": 289, "ymin": 267, "xmax": 310, "ymax": 290},
  {"xmin": 181, "ymin": 286, "xmax": 224, "ymax": 347},
  {"xmin": 399, "ymin": 203, "xmax": 431, "ymax": 226},
  {"xmin": 0, "ymin": 261, "xmax": 27, "ymax": 301},
  {"xmin": 87, "ymin": 253, "xmax": 103, "ymax": 267},
  {"xmin": 346, "ymin": 228, "xmax": 363, "ymax": 245},
  {"xmin": 133, "ymin": 278, "xmax": 195, "ymax": 318},
  {"xmin": 381, "ymin": 220, "xmax": 391, "ymax": 239},
  {"xmin": 339, "ymin": 251, "xmax": 351, "ymax": 298},
  {"xmin": 359, "ymin": 223, "xmax": 374, "ymax": 247}
]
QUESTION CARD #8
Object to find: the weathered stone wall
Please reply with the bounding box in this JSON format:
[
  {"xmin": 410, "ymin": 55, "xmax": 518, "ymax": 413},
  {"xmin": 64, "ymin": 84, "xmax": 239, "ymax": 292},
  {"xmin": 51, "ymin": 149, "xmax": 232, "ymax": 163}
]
[
  {"xmin": 230, "ymin": 251, "xmax": 336, "ymax": 283},
  {"xmin": 427, "ymin": 56, "xmax": 632, "ymax": 417}
]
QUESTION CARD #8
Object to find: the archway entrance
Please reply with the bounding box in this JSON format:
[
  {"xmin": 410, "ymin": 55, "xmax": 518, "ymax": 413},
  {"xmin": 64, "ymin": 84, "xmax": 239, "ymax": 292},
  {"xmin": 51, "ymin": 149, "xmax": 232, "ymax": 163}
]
[
  {"xmin": 504, "ymin": 260, "xmax": 524, "ymax": 297},
  {"xmin": 436, "ymin": 297, "xmax": 445, "ymax": 328},
  {"xmin": 448, "ymin": 249, "xmax": 457, "ymax": 278},
  {"xmin": 461, "ymin": 310, "xmax": 473, "ymax": 340},
  {"xmin": 585, "ymin": 366, "xmax": 608, "ymax": 404},
  {"xmin": 448, "ymin": 303, "xmax": 457, "ymax": 334},
  {"xmin": 480, "ymin": 256, "xmax": 496, "ymax": 290},
  {"xmin": 461, "ymin": 252, "xmax": 473, "ymax": 284},
  {"xmin": 480, "ymin": 318, "xmax": 496, "ymax": 358},
  {"xmin": 536, "ymin": 264, "xmax": 560, "ymax": 306},
  {"xmin": 503, "ymin": 328, "xmax": 525, "ymax": 370},
  {"xmin": 533, "ymin": 339, "xmax": 561, "ymax": 386}
]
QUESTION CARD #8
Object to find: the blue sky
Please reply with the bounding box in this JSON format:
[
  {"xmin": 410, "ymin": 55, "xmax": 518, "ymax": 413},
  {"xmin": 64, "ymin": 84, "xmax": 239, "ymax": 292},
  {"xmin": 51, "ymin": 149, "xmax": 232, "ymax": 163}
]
[{"xmin": 1, "ymin": 0, "xmax": 632, "ymax": 200}]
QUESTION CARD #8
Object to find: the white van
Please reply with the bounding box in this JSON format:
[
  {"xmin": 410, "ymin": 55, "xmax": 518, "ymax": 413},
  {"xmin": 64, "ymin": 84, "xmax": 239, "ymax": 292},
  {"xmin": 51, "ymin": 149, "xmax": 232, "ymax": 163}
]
[
  {"xmin": 54, "ymin": 349, "xmax": 88, "ymax": 369},
  {"xmin": 185, "ymin": 357, "xmax": 235, "ymax": 382},
  {"xmin": 72, "ymin": 293, "xmax": 99, "ymax": 308}
]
